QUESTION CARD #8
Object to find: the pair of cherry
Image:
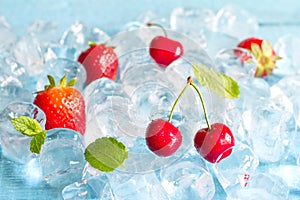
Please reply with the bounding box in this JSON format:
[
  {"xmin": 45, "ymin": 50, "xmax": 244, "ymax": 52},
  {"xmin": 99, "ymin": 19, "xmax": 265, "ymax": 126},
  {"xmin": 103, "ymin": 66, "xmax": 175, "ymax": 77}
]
[
  {"xmin": 146, "ymin": 26, "xmax": 235, "ymax": 163},
  {"xmin": 145, "ymin": 76, "xmax": 235, "ymax": 163}
]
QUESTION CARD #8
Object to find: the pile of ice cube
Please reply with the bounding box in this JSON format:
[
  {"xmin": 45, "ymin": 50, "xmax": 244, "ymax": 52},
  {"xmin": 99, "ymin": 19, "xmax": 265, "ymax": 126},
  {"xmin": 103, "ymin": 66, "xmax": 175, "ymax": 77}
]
[{"xmin": 0, "ymin": 4, "xmax": 299, "ymax": 200}]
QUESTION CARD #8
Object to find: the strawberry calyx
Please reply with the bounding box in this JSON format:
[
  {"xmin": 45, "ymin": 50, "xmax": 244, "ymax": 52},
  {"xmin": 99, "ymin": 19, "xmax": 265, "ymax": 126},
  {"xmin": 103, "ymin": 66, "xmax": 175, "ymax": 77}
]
[
  {"xmin": 88, "ymin": 41, "xmax": 97, "ymax": 47},
  {"xmin": 249, "ymin": 40, "xmax": 281, "ymax": 77},
  {"xmin": 87, "ymin": 41, "xmax": 115, "ymax": 50},
  {"xmin": 44, "ymin": 75, "xmax": 77, "ymax": 90}
]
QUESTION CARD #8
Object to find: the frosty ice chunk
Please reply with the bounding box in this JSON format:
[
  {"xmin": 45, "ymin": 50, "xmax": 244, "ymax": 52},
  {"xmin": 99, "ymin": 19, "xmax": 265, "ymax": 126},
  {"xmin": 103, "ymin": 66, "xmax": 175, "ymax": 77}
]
[
  {"xmin": 170, "ymin": 7, "xmax": 215, "ymax": 46},
  {"xmin": 228, "ymin": 173, "xmax": 289, "ymax": 200},
  {"xmin": 43, "ymin": 44, "xmax": 79, "ymax": 62},
  {"xmin": 12, "ymin": 34, "xmax": 44, "ymax": 76},
  {"xmin": 0, "ymin": 56, "xmax": 33, "ymax": 110},
  {"xmin": 107, "ymin": 171, "xmax": 169, "ymax": 200},
  {"xmin": 214, "ymin": 48, "xmax": 257, "ymax": 79},
  {"xmin": 212, "ymin": 143, "xmax": 259, "ymax": 191},
  {"xmin": 170, "ymin": 7, "xmax": 215, "ymax": 33},
  {"xmin": 122, "ymin": 10, "xmax": 168, "ymax": 32},
  {"xmin": 27, "ymin": 20, "xmax": 60, "ymax": 45},
  {"xmin": 233, "ymin": 77, "xmax": 270, "ymax": 111},
  {"xmin": 160, "ymin": 149, "xmax": 215, "ymax": 199},
  {"xmin": 214, "ymin": 5, "xmax": 259, "ymax": 39},
  {"xmin": 270, "ymin": 75, "xmax": 300, "ymax": 126},
  {"xmin": 274, "ymin": 34, "xmax": 300, "ymax": 76},
  {"xmin": 62, "ymin": 174, "xmax": 114, "ymax": 200},
  {"xmin": 36, "ymin": 58, "xmax": 87, "ymax": 92},
  {"xmin": 39, "ymin": 128, "xmax": 85, "ymax": 189},
  {"xmin": 242, "ymin": 101, "xmax": 296, "ymax": 163},
  {"xmin": 0, "ymin": 16, "xmax": 16, "ymax": 52},
  {"xmin": 60, "ymin": 21, "xmax": 110, "ymax": 52},
  {"xmin": 265, "ymin": 164, "xmax": 300, "ymax": 192},
  {"xmin": 83, "ymin": 78, "xmax": 132, "ymax": 146},
  {"xmin": 0, "ymin": 102, "xmax": 46, "ymax": 164}
]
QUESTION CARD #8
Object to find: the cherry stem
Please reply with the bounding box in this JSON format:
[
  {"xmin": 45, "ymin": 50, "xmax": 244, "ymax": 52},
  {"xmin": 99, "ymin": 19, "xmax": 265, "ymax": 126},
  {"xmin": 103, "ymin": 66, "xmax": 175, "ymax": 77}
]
[
  {"xmin": 190, "ymin": 82, "xmax": 211, "ymax": 131},
  {"xmin": 168, "ymin": 76, "xmax": 211, "ymax": 131},
  {"xmin": 168, "ymin": 77, "xmax": 191, "ymax": 122},
  {"xmin": 147, "ymin": 22, "xmax": 167, "ymax": 38}
]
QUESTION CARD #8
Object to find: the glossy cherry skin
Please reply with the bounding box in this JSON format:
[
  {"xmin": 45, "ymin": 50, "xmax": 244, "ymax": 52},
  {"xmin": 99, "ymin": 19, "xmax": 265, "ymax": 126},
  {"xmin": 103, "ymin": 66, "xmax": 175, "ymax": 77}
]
[
  {"xmin": 149, "ymin": 36, "xmax": 184, "ymax": 67},
  {"xmin": 145, "ymin": 119, "xmax": 182, "ymax": 157},
  {"xmin": 194, "ymin": 123, "xmax": 235, "ymax": 163}
]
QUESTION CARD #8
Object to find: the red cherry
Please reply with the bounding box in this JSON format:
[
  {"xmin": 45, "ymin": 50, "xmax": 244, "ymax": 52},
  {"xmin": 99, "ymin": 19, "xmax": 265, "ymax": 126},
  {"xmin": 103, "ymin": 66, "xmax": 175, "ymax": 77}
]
[
  {"xmin": 194, "ymin": 123, "xmax": 235, "ymax": 163},
  {"xmin": 149, "ymin": 36, "xmax": 184, "ymax": 67},
  {"xmin": 145, "ymin": 118, "xmax": 182, "ymax": 157}
]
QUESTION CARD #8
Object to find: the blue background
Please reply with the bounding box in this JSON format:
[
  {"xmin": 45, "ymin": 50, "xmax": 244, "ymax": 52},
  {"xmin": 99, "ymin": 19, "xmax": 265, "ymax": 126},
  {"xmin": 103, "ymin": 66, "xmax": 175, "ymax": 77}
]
[{"xmin": 1, "ymin": 0, "xmax": 300, "ymax": 37}]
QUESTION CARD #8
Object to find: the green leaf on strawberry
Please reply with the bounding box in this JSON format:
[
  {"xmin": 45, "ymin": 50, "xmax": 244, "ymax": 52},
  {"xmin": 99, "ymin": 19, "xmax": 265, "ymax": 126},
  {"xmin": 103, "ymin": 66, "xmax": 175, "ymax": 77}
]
[
  {"xmin": 192, "ymin": 63, "xmax": 240, "ymax": 99},
  {"xmin": 84, "ymin": 137, "xmax": 128, "ymax": 172},
  {"xmin": 11, "ymin": 116, "xmax": 46, "ymax": 154}
]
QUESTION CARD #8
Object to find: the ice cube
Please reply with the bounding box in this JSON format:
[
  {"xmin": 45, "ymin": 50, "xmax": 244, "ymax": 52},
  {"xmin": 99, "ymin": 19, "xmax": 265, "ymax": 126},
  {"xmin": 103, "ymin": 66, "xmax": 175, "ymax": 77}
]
[
  {"xmin": 39, "ymin": 128, "xmax": 86, "ymax": 189},
  {"xmin": 234, "ymin": 77, "xmax": 270, "ymax": 111},
  {"xmin": 160, "ymin": 149, "xmax": 215, "ymax": 200},
  {"xmin": 266, "ymin": 164, "xmax": 300, "ymax": 192},
  {"xmin": 35, "ymin": 58, "xmax": 86, "ymax": 91},
  {"xmin": 170, "ymin": 7, "xmax": 215, "ymax": 33},
  {"xmin": 214, "ymin": 48, "xmax": 256, "ymax": 79},
  {"xmin": 27, "ymin": 20, "xmax": 61, "ymax": 45},
  {"xmin": 62, "ymin": 174, "xmax": 114, "ymax": 200},
  {"xmin": 270, "ymin": 75, "xmax": 300, "ymax": 126},
  {"xmin": 83, "ymin": 78, "xmax": 133, "ymax": 146},
  {"xmin": 137, "ymin": 10, "xmax": 169, "ymax": 28},
  {"xmin": 12, "ymin": 34, "xmax": 44, "ymax": 76},
  {"xmin": 43, "ymin": 44, "xmax": 79, "ymax": 62},
  {"xmin": 201, "ymin": 30, "xmax": 239, "ymax": 59},
  {"xmin": 107, "ymin": 171, "xmax": 169, "ymax": 200},
  {"xmin": 60, "ymin": 21, "xmax": 110, "ymax": 52},
  {"xmin": 214, "ymin": 5, "xmax": 259, "ymax": 40},
  {"xmin": 170, "ymin": 7, "xmax": 215, "ymax": 46},
  {"xmin": 228, "ymin": 173, "xmax": 289, "ymax": 200},
  {"xmin": 0, "ymin": 102, "xmax": 46, "ymax": 164},
  {"xmin": 0, "ymin": 55, "xmax": 33, "ymax": 110},
  {"xmin": 242, "ymin": 101, "xmax": 296, "ymax": 163},
  {"xmin": 122, "ymin": 10, "xmax": 168, "ymax": 32},
  {"xmin": 0, "ymin": 16, "xmax": 16, "ymax": 52},
  {"xmin": 273, "ymin": 34, "xmax": 300, "ymax": 76},
  {"xmin": 212, "ymin": 142, "xmax": 259, "ymax": 191}
]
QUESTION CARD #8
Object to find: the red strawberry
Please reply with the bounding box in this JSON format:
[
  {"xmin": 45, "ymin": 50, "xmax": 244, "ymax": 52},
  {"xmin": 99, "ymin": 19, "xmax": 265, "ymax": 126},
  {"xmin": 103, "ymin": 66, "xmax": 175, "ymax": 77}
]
[
  {"xmin": 78, "ymin": 42, "xmax": 118, "ymax": 85},
  {"xmin": 34, "ymin": 75, "xmax": 86, "ymax": 135},
  {"xmin": 237, "ymin": 37, "xmax": 281, "ymax": 77}
]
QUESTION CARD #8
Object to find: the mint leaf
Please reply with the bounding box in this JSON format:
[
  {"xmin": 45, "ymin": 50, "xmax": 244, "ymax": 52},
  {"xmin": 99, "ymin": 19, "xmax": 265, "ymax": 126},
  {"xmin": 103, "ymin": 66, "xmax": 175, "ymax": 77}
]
[
  {"xmin": 30, "ymin": 130, "xmax": 46, "ymax": 154},
  {"xmin": 192, "ymin": 63, "xmax": 240, "ymax": 99},
  {"xmin": 84, "ymin": 137, "xmax": 128, "ymax": 172},
  {"xmin": 11, "ymin": 116, "xmax": 43, "ymax": 136},
  {"xmin": 11, "ymin": 116, "xmax": 46, "ymax": 154}
]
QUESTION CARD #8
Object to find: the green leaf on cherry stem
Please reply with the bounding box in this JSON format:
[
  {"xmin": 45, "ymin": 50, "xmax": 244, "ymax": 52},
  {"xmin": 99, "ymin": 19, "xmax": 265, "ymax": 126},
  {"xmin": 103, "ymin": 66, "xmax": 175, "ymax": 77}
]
[
  {"xmin": 192, "ymin": 63, "xmax": 240, "ymax": 99},
  {"xmin": 84, "ymin": 137, "xmax": 128, "ymax": 172}
]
